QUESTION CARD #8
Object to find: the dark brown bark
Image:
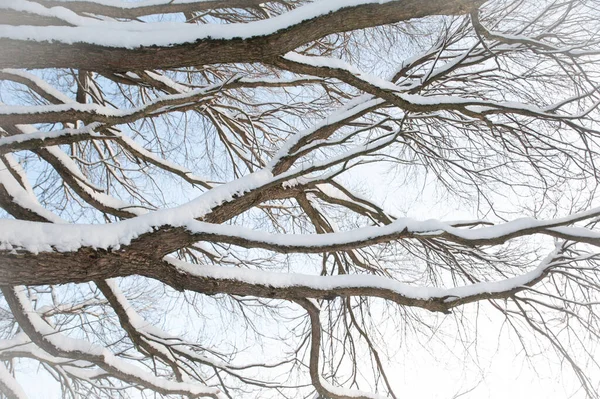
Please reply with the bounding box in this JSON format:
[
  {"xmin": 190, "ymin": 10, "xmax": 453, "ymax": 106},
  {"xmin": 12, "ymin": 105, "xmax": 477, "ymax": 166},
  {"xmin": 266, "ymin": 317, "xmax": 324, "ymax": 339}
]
[{"xmin": 0, "ymin": 0, "xmax": 484, "ymax": 71}]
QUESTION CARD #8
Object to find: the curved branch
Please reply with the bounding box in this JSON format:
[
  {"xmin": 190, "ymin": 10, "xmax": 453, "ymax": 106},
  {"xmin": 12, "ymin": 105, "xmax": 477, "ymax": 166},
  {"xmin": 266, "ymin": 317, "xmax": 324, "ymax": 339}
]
[
  {"xmin": 0, "ymin": 0, "xmax": 484, "ymax": 70},
  {"xmin": 0, "ymin": 362, "xmax": 27, "ymax": 399},
  {"xmin": 0, "ymin": 286, "xmax": 224, "ymax": 398},
  {"xmin": 34, "ymin": 0, "xmax": 266, "ymax": 19},
  {"xmin": 296, "ymin": 298, "xmax": 388, "ymax": 399}
]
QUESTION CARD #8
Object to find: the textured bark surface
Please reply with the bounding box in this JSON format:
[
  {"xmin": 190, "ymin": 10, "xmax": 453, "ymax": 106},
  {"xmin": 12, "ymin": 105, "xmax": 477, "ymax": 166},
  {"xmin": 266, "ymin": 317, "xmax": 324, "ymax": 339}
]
[
  {"xmin": 2, "ymin": 0, "xmax": 600, "ymax": 397},
  {"xmin": 0, "ymin": 0, "xmax": 484, "ymax": 71}
]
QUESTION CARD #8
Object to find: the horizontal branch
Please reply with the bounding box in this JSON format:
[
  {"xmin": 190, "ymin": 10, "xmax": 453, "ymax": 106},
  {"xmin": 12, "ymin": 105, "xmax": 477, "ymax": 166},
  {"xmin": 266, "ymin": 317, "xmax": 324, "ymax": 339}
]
[
  {"xmin": 2, "ymin": 198, "xmax": 600, "ymax": 255},
  {"xmin": 34, "ymin": 0, "xmax": 266, "ymax": 19},
  {"xmin": 0, "ymin": 0, "xmax": 484, "ymax": 70},
  {"xmin": 0, "ymin": 198, "xmax": 594, "ymax": 287},
  {"xmin": 0, "ymin": 125, "xmax": 107, "ymax": 155},
  {"xmin": 276, "ymin": 52, "xmax": 590, "ymax": 120},
  {"xmin": 0, "ymin": 160, "xmax": 577, "ymax": 315},
  {"xmin": 0, "ymin": 85, "xmax": 217, "ymax": 125}
]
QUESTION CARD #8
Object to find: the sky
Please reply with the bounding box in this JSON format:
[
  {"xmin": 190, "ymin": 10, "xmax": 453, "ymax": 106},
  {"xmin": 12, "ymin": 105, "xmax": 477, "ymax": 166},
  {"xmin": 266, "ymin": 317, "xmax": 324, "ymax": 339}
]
[
  {"xmin": 12, "ymin": 163, "xmax": 594, "ymax": 399},
  {"xmin": 5, "ymin": 1, "xmax": 600, "ymax": 398}
]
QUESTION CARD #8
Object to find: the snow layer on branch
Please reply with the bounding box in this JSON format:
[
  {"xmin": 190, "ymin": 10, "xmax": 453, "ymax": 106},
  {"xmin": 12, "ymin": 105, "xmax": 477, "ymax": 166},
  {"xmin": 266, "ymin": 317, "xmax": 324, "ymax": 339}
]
[
  {"xmin": 45, "ymin": 146, "xmax": 150, "ymax": 213},
  {"xmin": 284, "ymin": 52, "xmax": 401, "ymax": 91},
  {"xmin": 0, "ymin": 333, "xmax": 93, "ymax": 369},
  {"xmin": 111, "ymin": 129, "xmax": 210, "ymax": 184},
  {"xmin": 284, "ymin": 52, "xmax": 552, "ymax": 115},
  {"xmin": 0, "ymin": 362, "xmax": 27, "ymax": 399},
  {"xmin": 319, "ymin": 376, "xmax": 389, "ymax": 399},
  {"xmin": 0, "ymin": 68, "xmax": 74, "ymax": 104},
  {"xmin": 0, "ymin": 161, "xmax": 594, "ymax": 260},
  {"xmin": 168, "ymin": 246, "xmax": 560, "ymax": 301},
  {"xmin": 268, "ymin": 94, "xmax": 384, "ymax": 167},
  {"xmin": 32, "ymin": 0, "xmax": 231, "ymax": 7},
  {"xmin": 2, "ymin": 153, "xmax": 35, "ymax": 196},
  {"xmin": 0, "ymin": 124, "xmax": 102, "ymax": 147},
  {"xmin": 144, "ymin": 70, "xmax": 191, "ymax": 93},
  {"xmin": 0, "ymin": 170, "xmax": 274, "ymax": 252},
  {"xmin": 0, "ymin": 157, "xmax": 67, "ymax": 223},
  {"xmin": 1, "ymin": 0, "xmax": 395, "ymax": 48},
  {"xmin": 104, "ymin": 279, "xmax": 265, "ymax": 371},
  {"xmin": 7, "ymin": 123, "xmax": 151, "ymax": 217},
  {"xmin": 0, "ymin": 84, "xmax": 215, "ymax": 119},
  {"xmin": 10, "ymin": 287, "xmax": 224, "ymax": 397},
  {"xmin": 316, "ymin": 183, "xmax": 381, "ymax": 214}
]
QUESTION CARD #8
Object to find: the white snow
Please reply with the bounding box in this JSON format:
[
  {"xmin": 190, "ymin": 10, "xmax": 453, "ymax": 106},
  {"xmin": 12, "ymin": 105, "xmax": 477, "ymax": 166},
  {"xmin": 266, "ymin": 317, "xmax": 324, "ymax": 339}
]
[
  {"xmin": 0, "ymin": 124, "xmax": 102, "ymax": 150},
  {"xmin": 0, "ymin": 169, "xmax": 274, "ymax": 253},
  {"xmin": 111, "ymin": 129, "xmax": 210, "ymax": 186},
  {"xmin": 0, "ymin": 179, "xmax": 597, "ymax": 255},
  {"xmin": 2, "ymin": 153, "xmax": 35, "ymax": 197},
  {"xmin": 104, "ymin": 279, "xmax": 269, "ymax": 371},
  {"xmin": 283, "ymin": 52, "xmax": 554, "ymax": 116},
  {"xmin": 144, "ymin": 70, "xmax": 191, "ymax": 93},
  {"xmin": 31, "ymin": 0, "xmax": 251, "ymax": 9},
  {"xmin": 9, "ymin": 286, "xmax": 225, "ymax": 398},
  {"xmin": 0, "ymin": 68, "xmax": 74, "ymax": 103},
  {"xmin": 1, "ymin": 0, "xmax": 396, "ymax": 48},
  {"xmin": 0, "ymin": 84, "xmax": 216, "ymax": 120},
  {"xmin": 0, "ymin": 362, "xmax": 27, "ymax": 399},
  {"xmin": 0, "ymin": 157, "xmax": 67, "ymax": 223},
  {"xmin": 319, "ymin": 377, "xmax": 390, "ymax": 399},
  {"xmin": 167, "ymin": 245, "xmax": 561, "ymax": 302}
]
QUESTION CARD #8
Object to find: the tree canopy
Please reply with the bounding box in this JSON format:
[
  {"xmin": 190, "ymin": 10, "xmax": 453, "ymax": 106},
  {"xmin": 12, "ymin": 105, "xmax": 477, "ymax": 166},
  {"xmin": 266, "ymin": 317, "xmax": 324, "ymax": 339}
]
[{"xmin": 1, "ymin": 0, "xmax": 600, "ymax": 398}]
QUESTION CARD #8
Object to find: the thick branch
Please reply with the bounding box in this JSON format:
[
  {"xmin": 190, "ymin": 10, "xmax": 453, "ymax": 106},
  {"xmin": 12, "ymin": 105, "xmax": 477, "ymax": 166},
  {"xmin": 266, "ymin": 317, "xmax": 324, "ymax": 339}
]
[{"xmin": 0, "ymin": 0, "xmax": 484, "ymax": 71}]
